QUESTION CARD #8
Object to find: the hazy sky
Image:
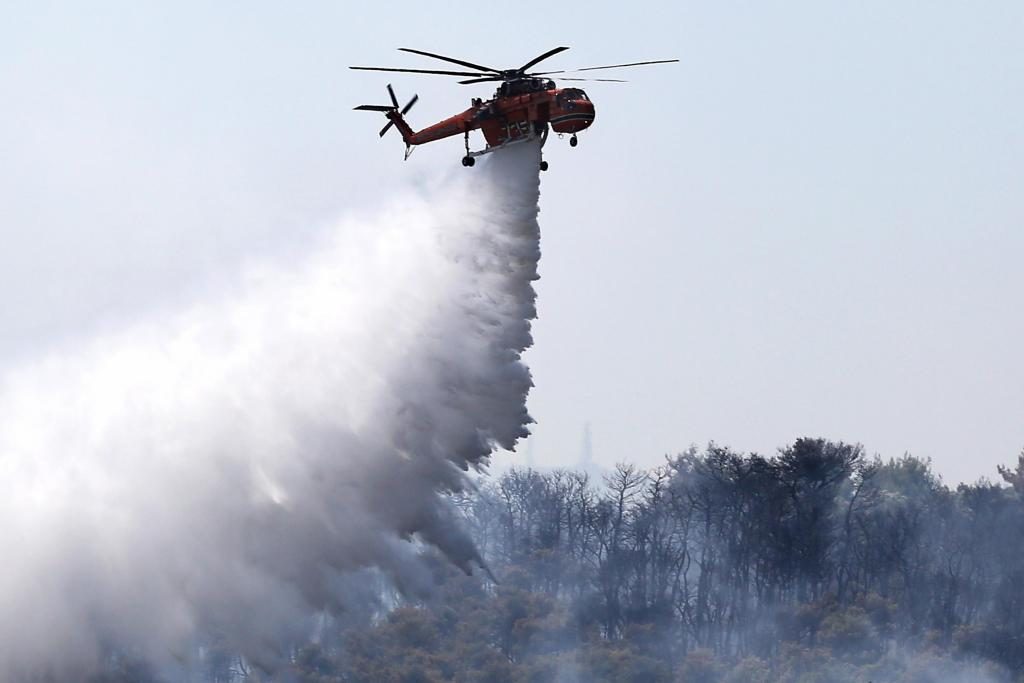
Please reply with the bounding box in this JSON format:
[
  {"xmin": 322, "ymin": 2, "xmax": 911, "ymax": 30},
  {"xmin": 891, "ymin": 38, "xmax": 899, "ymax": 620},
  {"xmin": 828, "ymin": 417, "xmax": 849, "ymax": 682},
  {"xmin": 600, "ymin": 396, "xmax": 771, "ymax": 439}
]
[{"xmin": 2, "ymin": 1, "xmax": 1022, "ymax": 484}]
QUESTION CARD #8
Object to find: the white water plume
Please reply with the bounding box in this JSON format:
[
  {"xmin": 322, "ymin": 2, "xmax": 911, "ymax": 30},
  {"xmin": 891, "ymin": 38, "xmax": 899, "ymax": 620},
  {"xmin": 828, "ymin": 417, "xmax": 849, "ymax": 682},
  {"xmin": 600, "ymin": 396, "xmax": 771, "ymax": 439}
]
[{"xmin": 0, "ymin": 142, "xmax": 543, "ymax": 679}]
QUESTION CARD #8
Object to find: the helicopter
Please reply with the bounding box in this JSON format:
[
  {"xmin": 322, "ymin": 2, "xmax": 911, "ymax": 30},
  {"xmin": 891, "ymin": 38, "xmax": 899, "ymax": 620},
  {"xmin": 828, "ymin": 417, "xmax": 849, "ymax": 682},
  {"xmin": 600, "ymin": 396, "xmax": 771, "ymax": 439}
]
[{"xmin": 350, "ymin": 47, "xmax": 678, "ymax": 170}]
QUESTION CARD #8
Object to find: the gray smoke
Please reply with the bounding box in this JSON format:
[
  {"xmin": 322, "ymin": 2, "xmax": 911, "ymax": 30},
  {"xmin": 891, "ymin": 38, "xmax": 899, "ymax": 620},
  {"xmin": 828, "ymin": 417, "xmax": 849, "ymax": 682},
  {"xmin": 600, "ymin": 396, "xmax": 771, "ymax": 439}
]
[{"xmin": 0, "ymin": 141, "xmax": 542, "ymax": 679}]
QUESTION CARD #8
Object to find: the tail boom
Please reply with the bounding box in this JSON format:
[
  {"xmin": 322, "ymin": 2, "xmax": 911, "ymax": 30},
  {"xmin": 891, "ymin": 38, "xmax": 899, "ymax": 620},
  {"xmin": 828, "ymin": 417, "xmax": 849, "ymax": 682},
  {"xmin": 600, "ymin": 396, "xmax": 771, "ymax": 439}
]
[{"xmin": 405, "ymin": 109, "xmax": 476, "ymax": 146}]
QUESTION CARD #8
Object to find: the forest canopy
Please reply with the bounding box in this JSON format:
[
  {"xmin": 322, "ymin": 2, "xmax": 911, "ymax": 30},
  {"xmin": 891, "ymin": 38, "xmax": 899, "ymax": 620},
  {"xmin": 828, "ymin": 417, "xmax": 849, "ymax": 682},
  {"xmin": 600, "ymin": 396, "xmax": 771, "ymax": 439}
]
[{"xmin": 101, "ymin": 440, "xmax": 1024, "ymax": 682}]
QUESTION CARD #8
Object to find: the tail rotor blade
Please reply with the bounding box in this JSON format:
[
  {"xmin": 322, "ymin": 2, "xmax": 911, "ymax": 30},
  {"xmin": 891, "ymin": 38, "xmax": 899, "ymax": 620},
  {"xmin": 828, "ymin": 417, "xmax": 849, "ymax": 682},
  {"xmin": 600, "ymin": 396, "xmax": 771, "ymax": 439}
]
[
  {"xmin": 358, "ymin": 85, "xmax": 415, "ymax": 138},
  {"xmin": 401, "ymin": 94, "xmax": 419, "ymax": 115}
]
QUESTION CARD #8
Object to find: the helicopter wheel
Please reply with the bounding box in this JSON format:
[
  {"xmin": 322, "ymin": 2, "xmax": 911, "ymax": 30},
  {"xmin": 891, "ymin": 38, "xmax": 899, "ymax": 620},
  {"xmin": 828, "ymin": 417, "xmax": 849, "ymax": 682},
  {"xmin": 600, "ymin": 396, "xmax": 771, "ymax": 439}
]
[
  {"xmin": 569, "ymin": 135, "xmax": 578, "ymax": 148},
  {"xmin": 540, "ymin": 160, "xmax": 549, "ymax": 172},
  {"xmin": 462, "ymin": 156, "xmax": 475, "ymax": 167}
]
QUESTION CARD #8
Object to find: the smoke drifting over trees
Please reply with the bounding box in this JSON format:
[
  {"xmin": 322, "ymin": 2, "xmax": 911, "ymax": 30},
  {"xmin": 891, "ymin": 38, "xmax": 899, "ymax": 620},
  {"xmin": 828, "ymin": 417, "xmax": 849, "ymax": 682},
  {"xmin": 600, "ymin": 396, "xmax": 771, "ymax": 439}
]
[{"xmin": 281, "ymin": 443, "xmax": 1024, "ymax": 683}]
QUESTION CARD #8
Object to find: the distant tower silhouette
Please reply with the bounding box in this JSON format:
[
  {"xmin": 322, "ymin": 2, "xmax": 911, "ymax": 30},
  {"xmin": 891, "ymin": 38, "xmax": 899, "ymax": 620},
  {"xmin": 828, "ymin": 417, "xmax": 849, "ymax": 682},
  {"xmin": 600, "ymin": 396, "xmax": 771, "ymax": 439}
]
[{"xmin": 578, "ymin": 422, "xmax": 600, "ymax": 478}]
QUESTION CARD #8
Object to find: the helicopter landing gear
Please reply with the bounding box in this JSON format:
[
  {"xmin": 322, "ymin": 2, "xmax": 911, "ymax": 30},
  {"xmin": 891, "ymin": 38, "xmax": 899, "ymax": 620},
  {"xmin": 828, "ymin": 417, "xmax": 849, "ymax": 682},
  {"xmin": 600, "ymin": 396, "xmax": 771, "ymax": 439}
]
[
  {"xmin": 540, "ymin": 160, "xmax": 549, "ymax": 172},
  {"xmin": 569, "ymin": 134, "xmax": 578, "ymax": 148},
  {"xmin": 462, "ymin": 132, "xmax": 476, "ymax": 167}
]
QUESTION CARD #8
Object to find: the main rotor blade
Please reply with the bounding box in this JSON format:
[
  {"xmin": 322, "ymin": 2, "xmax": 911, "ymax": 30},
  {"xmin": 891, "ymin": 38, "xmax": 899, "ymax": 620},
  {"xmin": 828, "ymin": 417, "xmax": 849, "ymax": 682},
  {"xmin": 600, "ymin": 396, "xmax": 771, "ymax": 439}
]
[
  {"xmin": 387, "ymin": 84, "xmax": 399, "ymax": 108},
  {"xmin": 518, "ymin": 46, "xmax": 570, "ymax": 73},
  {"xmin": 535, "ymin": 58, "xmax": 679, "ymax": 75},
  {"xmin": 576, "ymin": 58, "xmax": 679, "ymax": 72},
  {"xmin": 558, "ymin": 77, "xmax": 628, "ymax": 82},
  {"xmin": 350, "ymin": 66, "xmax": 489, "ymax": 77},
  {"xmin": 458, "ymin": 76, "xmax": 504, "ymax": 85},
  {"xmin": 398, "ymin": 47, "xmax": 499, "ymax": 74}
]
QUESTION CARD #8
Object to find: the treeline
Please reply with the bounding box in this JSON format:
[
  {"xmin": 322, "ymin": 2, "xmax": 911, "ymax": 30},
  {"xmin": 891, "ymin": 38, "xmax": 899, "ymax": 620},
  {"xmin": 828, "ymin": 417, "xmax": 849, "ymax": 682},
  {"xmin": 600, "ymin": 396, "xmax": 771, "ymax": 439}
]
[
  {"xmin": 313, "ymin": 440, "xmax": 1024, "ymax": 682},
  {"xmin": 102, "ymin": 439, "xmax": 1024, "ymax": 682}
]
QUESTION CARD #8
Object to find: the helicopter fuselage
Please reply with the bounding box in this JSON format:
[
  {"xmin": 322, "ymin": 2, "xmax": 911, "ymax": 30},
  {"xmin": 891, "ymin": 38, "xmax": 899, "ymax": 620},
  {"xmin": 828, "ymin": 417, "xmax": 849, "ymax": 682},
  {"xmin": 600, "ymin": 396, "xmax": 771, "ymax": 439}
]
[{"xmin": 392, "ymin": 80, "xmax": 595, "ymax": 151}]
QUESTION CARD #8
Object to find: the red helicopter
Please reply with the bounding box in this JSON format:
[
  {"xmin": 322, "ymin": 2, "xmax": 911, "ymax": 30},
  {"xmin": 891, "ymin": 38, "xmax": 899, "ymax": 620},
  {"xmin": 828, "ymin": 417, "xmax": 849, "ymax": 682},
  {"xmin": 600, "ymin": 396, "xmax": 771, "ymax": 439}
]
[{"xmin": 350, "ymin": 47, "xmax": 677, "ymax": 170}]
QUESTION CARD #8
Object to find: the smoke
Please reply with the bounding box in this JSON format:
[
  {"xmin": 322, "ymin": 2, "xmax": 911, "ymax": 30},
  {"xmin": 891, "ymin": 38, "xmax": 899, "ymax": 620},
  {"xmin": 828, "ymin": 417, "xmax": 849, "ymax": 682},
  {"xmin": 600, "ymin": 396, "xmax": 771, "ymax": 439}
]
[{"xmin": 0, "ymin": 141, "xmax": 542, "ymax": 679}]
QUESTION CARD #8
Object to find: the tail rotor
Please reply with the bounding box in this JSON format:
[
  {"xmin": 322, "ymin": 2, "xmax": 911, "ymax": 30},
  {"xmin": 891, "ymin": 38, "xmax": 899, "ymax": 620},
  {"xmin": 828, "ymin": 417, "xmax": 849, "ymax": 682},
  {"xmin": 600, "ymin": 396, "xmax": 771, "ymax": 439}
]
[{"xmin": 354, "ymin": 84, "xmax": 418, "ymax": 139}]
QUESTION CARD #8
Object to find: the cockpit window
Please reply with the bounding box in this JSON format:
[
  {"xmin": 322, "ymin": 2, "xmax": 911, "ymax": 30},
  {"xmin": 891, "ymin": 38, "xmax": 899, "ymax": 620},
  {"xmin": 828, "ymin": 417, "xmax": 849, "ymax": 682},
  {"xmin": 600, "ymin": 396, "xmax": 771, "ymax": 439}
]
[
  {"xmin": 558, "ymin": 88, "xmax": 588, "ymax": 104},
  {"xmin": 557, "ymin": 88, "xmax": 588, "ymax": 107}
]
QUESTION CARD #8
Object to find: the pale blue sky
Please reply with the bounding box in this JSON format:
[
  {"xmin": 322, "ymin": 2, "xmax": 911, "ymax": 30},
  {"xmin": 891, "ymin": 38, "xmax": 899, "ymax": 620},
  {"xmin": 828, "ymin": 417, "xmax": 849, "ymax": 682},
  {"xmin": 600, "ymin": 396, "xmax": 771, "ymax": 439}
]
[{"xmin": 2, "ymin": 1, "xmax": 1022, "ymax": 483}]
